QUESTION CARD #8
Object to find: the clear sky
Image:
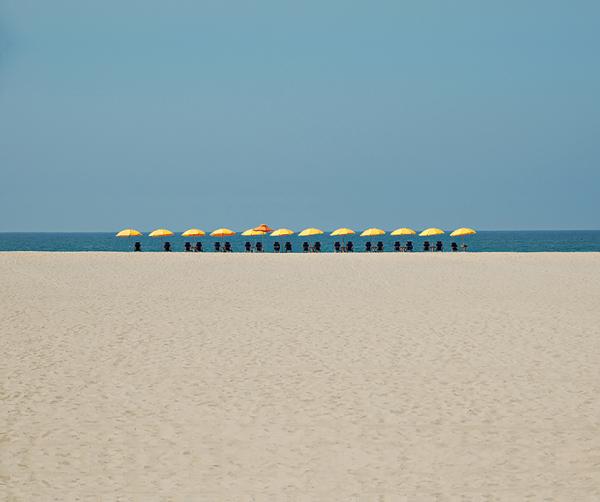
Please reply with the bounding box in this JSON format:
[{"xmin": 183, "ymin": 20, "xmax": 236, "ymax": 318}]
[{"xmin": 1, "ymin": 0, "xmax": 598, "ymax": 231}]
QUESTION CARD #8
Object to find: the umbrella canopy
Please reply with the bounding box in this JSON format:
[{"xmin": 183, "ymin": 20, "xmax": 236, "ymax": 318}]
[
  {"xmin": 210, "ymin": 228, "xmax": 236, "ymax": 237},
  {"xmin": 116, "ymin": 228, "xmax": 142, "ymax": 237},
  {"xmin": 450, "ymin": 227, "xmax": 476, "ymax": 237},
  {"xmin": 360, "ymin": 228, "xmax": 385, "ymax": 237},
  {"xmin": 391, "ymin": 227, "xmax": 416, "ymax": 236},
  {"xmin": 270, "ymin": 228, "xmax": 294, "ymax": 237},
  {"xmin": 181, "ymin": 228, "xmax": 206, "ymax": 237},
  {"xmin": 419, "ymin": 228, "xmax": 445, "ymax": 237},
  {"xmin": 298, "ymin": 228, "xmax": 324, "ymax": 237},
  {"xmin": 241, "ymin": 229, "xmax": 267, "ymax": 236},
  {"xmin": 331, "ymin": 227, "xmax": 355, "ymax": 236},
  {"xmin": 149, "ymin": 228, "xmax": 174, "ymax": 237},
  {"xmin": 253, "ymin": 223, "xmax": 273, "ymax": 233}
]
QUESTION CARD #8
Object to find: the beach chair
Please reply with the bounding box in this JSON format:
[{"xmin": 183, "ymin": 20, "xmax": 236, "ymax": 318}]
[
  {"xmin": 435, "ymin": 241, "xmax": 443, "ymax": 252},
  {"xmin": 134, "ymin": 242, "xmax": 142, "ymax": 252},
  {"xmin": 214, "ymin": 242, "xmax": 221, "ymax": 252},
  {"xmin": 423, "ymin": 241, "xmax": 430, "ymax": 252},
  {"xmin": 462, "ymin": 243, "xmax": 468, "ymax": 252},
  {"xmin": 194, "ymin": 242, "xmax": 203, "ymax": 252},
  {"xmin": 365, "ymin": 241, "xmax": 372, "ymax": 252},
  {"xmin": 314, "ymin": 241, "xmax": 322, "ymax": 252},
  {"xmin": 376, "ymin": 241, "xmax": 384, "ymax": 252},
  {"xmin": 273, "ymin": 241, "xmax": 281, "ymax": 253},
  {"xmin": 346, "ymin": 241, "xmax": 354, "ymax": 252},
  {"xmin": 406, "ymin": 241, "xmax": 413, "ymax": 252},
  {"xmin": 164, "ymin": 242, "xmax": 171, "ymax": 252},
  {"xmin": 302, "ymin": 242, "xmax": 309, "ymax": 253},
  {"xmin": 284, "ymin": 241, "xmax": 292, "ymax": 253},
  {"xmin": 244, "ymin": 241, "xmax": 252, "ymax": 252},
  {"xmin": 256, "ymin": 242, "xmax": 263, "ymax": 252},
  {"xmin": 224, "ymin": 242, "xmax": 232, "ymax": 252},
  {"xmin": 184, "ymin": 242, "xmax": 192, "ymax": 252},
  {"xmin": 394, "ymin": 241, "xmax": 401, "ymax": 252},
  {"xmin": 451, "ymin": 242, "xmax": 458, "ymax": 252},
  {"xmin": 334, "ymin": 241, "xmax": 341, "ymax": 252}
]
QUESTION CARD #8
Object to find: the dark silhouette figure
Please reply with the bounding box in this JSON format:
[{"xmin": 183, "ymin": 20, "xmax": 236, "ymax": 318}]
[
  {"xmin": 302, "ymin": 242, "xmax": 309, "ymax": 252},
  {"xmin": 314, "ymin": 241, "xmax": 321, "ymax": 252},
  {"xmin": 164, "ymin": 242, "xmax": 171, "ymax": 252},
  {"xmin": 376, "ymin": 241, "xmax": 384, "ymax": 252},
  {"xmin": 194, "ymin": 242, "xmax": 203, "ymax": 252},
  {"xmin": 284, "ymin": 241, "xmax": 292, "ymax": 253},
  {"xmin": 423, "ymin": 241, "xmax": 430, "ymax": 252},
  {"xmin": 334, "ymin": 241, "xmax": 341, "ymax": 252},
  {"xmin": 451, "ymin": 242, "xmax": 458, "ymax": 252},
  {"xmin": 244, "ymin": 241, "xmax": 252, "ymax": 252},
  {"xmin": 133, "ymin": 242, "xmax": 142, "ymax": 252},
  {"xmin": 435, "ymin": 241, "xmax": 443, "ymax": 252},
  {"xmin": 406, "ymin": 241, "xmax": 413, "ymax": 252},
  {"xmin": 346, "ymin": 241, "xmax": 354, "ymax": 252},
  {"xmin": 214, "ymin": 242, "xmax": 221, "ymax": 252},
  {"xmin": 365, "ymin": 241, "xmax": 372, "ymax": 252},
  {"xmin": 255, "ymin": 241, "xmax": 263, "ymax": 252},
  {"xmin": 224, "ymin": 241, "xmax": 232, "ymax": 252},
  {"xmin": 184, "ymin": 242, "xmax": 192, "ymax": 252},
  {"xmin": 394, "ymin": 241, "xmax": 401, "ymax": 252},
  {"xmin": 273, "ymin": 242, "xmax": 281, "ymax": 253}
]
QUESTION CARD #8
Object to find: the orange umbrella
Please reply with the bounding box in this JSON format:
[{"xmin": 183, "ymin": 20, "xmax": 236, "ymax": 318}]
[{"xmin": 253, "ymin": 223, "xmax": 273, "ymax": 233}]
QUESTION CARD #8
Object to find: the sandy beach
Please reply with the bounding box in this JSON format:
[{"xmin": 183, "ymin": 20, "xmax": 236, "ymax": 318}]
[{"xmin": 1, "ymin": 252, "xmax": 600, "ymax": 500}]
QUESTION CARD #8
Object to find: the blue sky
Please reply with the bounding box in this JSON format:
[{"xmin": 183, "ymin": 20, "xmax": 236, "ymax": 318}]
[{"xmin": 1, "ymin": 0, "xmax": 598, "ymax": 231}]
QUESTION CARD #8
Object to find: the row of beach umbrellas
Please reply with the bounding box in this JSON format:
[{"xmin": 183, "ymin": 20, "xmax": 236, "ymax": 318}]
[{"xmin": 117, "ymin": 225, "xmax": 476, "ymax": 238}]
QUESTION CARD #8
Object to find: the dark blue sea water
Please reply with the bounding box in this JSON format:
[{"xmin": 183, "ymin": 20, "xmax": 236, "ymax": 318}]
[{"xmin": 0, "ymin": 231, "xmax": 599, "ymax": 252}]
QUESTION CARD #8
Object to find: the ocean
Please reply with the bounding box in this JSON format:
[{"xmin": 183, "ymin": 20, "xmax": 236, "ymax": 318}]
[{"xmin": 0, "ymin": 231, "xmax": 599, "ymax": 252}]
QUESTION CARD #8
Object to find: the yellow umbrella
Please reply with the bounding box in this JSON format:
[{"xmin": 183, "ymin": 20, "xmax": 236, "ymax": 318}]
[
  {"xmin": 331, "ymin": 228, "xmax": 355, "ymax": 236},
  {"xmin": 270, "ymin": 228, "xmax": 294, "ymax": 237},
  {"xmin": 450, "ymin": 227, "xmax": 476, "ymax": 237},
  {"xmin": 116, "ymin": 228, "xmax": 142, "ymax": 237},
  {"xmin": 360, "ymin": 228, "xmax": 385, "ymax": 237},
  {"xmin": 390, "ymin": 227, "xmax": 416, "ymax": 236},
  {"xmin": 210, "ymin": 228, "xmax": 236, "ymax": 237},
  {"xmin": 298, "ymin": 228, "xmax": 324, "ymax": 237},
  {"xmin": 241, "ymin": 228, "xmax": 266, "ymax": 236},
  {"xmin": 419, "ymin": 228, "xmax": 445, "ymax": 237},
  {"xmin": 149, "ymin": 228, "xmax": 174, "ymax": 237},
  {"xmin": 181, "ymin": 228, "xmax": 206, "ymax": 237}
]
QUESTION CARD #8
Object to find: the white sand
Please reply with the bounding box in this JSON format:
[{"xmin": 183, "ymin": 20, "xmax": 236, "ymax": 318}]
[{"xmin": 2, "ymin": 252, "xmax": 600, "ymax": 500}]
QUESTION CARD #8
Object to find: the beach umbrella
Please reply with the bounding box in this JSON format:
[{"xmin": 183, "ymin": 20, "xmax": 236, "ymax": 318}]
[
  {"xmin": 241, "ymin": 229, "xmax": 267, "ymax": 236},
  {"xmin": 181, "ymin": 228, "xmax": 206, "ymax": 237},
  {"xmin": 298, "ymin": 228, "xmax": 324, "ymax": 237},
  {"xmin": 210, "ymin": 228, "xmax": 236, "ymax": 237},
  {"xmin": 450, "ymin": 227, "xmax": 476, "ymax": 237},
  {"xmin": 419, "ymin": 228, "xmax": 445, "ymax": 237},
  {"xmin": 390, "ymin": 228, "xmax": 416, "ymax": 236},
  {"xmin": 360, "ymin": 228, "xmax": 385, "ymax": 237},
  {"xmin": 116, "ymin": 228, "xmax": 142, "ymax": 237},
  {"xmin": 270, "ymin": 228, "xmax": 294, "ymax": 237},
  {"xmin": 331, "ymin": 228, "xmax": 355, "ymax": 236},
  {"xmin": 253, "ymin": 223, "xmax": 273, "ymax": 233},
  {"xmin": 149, "ymin": 228, "xmax": 174, "ymax": 237},
  {"xmin": 331, "ymin": 228, "xmax": 355, "ymax": 252}
]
